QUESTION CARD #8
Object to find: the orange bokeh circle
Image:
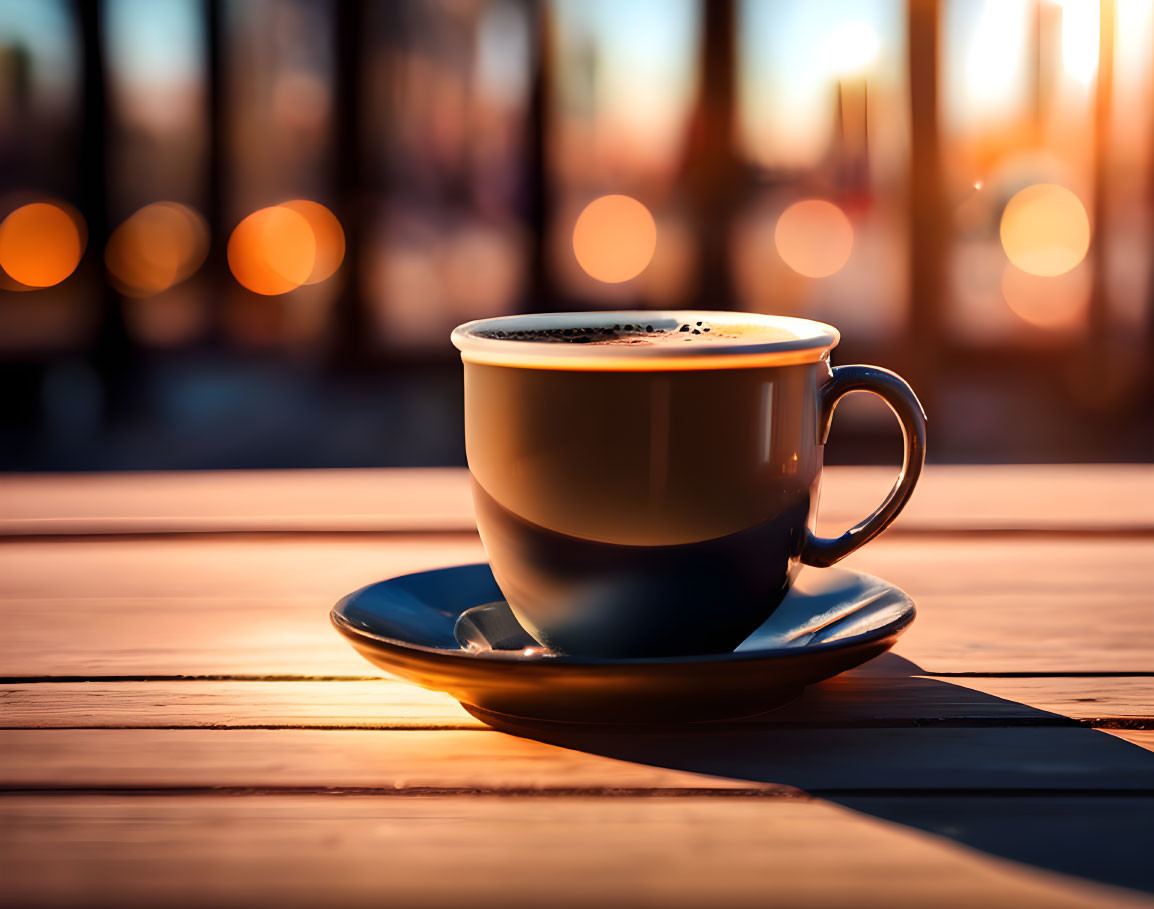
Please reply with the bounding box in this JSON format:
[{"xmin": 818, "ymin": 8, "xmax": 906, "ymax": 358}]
[
  {"xmin": 774, "ymin": 200, "xmax": 853, "ymax": 278},
  {"xmin": 1000, "ymin": 184, "xmax": 1090, "ymax": 277},
  {"xmin": 0, "ymin": 201, "xmax": 86, "ymax": 288},
  {"xmin": 572, "ymin": 195, "xmax": 657, "ymax": 283},
  {"xmin": 280, "ymin": 199, "xmax": 345, "ymax": 284},
  {"xmin": 106, "ymin": 202, "xmax": 209, "ymax": 297},
  {"xmin": 228, "ymin": 205, "xmax": 316, "ymax": 295}
]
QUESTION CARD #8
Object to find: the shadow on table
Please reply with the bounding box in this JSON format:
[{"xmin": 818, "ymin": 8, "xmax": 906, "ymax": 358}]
[{"xmin": 470, "ymin": 653, "xmax": 1154, "ymax": 897}]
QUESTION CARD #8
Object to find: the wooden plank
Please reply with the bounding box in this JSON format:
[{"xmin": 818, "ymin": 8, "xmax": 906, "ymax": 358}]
[
  {"xmin": 851, "ymin": 538, "xmax": 1154, "ymax": 674},
  {"xmin": 0, "ymin": 597, "xmax": 374, "ymax": 677},
  {"xmin": 1, "ymin": 537, "xmax": 1149, "ymax": 675},
  {"xmin": 0, "ymin": 536, "xmax": 487, "ymax": 677},
  {"xmin": 2, "ymin": 795, "xmax": 1149, "ymax": 909},
  {"xmin": 0, "ymin": 681, "xmax": 479, "ymax": 729},
  {"xmin": 2, "ymin": 534, "xmax": 1146, "ymax": 607},
  {"xmin": 0, "ymin": 728, "xmax": 769, "ymax": 792},
  {"xmin": 0, "ymin": 469, "xmax": 475, "ymax": 535},
  {"xmin": 1, "ymin": 465, "xmax": 1150, "ymax": 536},
  {"xmin": 2, "ymin": 675, "xmax": 1152, "ymax": 730},
  {"xmin": 818, "ymin": 463, "xmax": 1154, "ymax": 535},
  {"xmin": 829, "ymin": 794, "xmax": 1154, "ymax": 903},
  {"xmin": 0, "ymin": 535, "xmax": 487, "ymax": 602},
  {"xmin": 1, "ymin": 728, "xmax": 1152, "ymax": 791}
]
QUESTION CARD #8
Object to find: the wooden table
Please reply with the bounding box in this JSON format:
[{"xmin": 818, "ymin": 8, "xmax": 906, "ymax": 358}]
[{"xmin": 2, "ymin": 466, "xmax": 1152, "ymax": 908}]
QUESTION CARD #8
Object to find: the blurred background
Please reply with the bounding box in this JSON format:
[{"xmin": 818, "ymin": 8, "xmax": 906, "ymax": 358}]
[{"xmin": 0, "ymin": 0, "xmax": 1150, "ymax": 470}]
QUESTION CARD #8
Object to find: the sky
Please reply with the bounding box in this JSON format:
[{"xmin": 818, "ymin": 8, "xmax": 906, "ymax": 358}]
[
  {"xmin": 0, "ymin": 0, "xmax": 77, "ymax": 113},
  {"xmin": 738, "ymin": 0, "xmax": 903, "ymax": 168}
]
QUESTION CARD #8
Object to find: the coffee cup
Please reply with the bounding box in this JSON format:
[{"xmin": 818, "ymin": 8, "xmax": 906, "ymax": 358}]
[{"xmin": 451, "ymin": 311, "xmax": 925, "ymax": 658}]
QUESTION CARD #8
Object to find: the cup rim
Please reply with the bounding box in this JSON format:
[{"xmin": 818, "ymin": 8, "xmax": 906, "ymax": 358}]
[{"xmin": 450, "ymin": 311, "xmax": 840, "ymax": 371}]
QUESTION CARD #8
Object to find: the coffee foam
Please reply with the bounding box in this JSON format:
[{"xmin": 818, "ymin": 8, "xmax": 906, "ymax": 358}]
[
  {"xmin": 453, "ymin": 312, "xmax": 839, "ymax": 371},
  {"xmin": 477, "ymin": 319, "xmax": 764, "ymax": 345}
]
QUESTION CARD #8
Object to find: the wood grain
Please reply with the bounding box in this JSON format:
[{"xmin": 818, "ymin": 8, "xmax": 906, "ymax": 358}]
[
  {"xmin": 4, "ymin": 795, "xmax": 1149, "ymax": 909},
  {"xmin": 0, "ymin": 534, "xmax": 487, "ymax": 602},
  {"xmin": 1, "ymin": 728, "xmax": 1151, "ymax": 792},
  {"xmin": 0, "ymin": 468, "xmax": 475, "ymax": 535},
  {"xmin": 2, "ymin": 537, "xmax": 1149, "ymax": 675},
  {"xmin": 2, "ymin": 674, "xmax": 1152, "ymax": 729},
  {"xmin": 4, "ymin": 467, "xmax": 1152, "ymax": 909},
  {"xmin": 2, "ymin": 464, "xmax": 1150, "ymax": 536}
]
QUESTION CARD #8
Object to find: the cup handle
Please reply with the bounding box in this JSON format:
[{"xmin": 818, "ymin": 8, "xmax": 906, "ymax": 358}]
[{"xmin": 800, "ymin": 365, "xmax": 927, "ymax": 568}]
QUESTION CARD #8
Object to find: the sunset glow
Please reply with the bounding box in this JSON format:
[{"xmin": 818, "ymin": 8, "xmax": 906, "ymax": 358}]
[
  {"xmin": 1056, "ymin": 0, "xmax": 1099, "ymax": 86},
  {"xmin": 822, "ymin": 21, "xmax": 880, "ymax": 78}
]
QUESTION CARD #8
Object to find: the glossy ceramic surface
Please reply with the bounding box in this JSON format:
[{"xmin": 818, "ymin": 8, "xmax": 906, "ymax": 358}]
[
  {"xmin": 456, "ymin": 310, "xmax": 925, "ymax": 659},
  {"xmin": 331, "ymin": 562, "xmax": 916, "ymax": 724}
]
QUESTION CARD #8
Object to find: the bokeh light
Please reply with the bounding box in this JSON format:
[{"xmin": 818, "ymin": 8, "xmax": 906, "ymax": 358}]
[
  {"xmin": 228, "ymin": 205, "xmax": 316, "ymax": 295},
  {"xmin": 774, "ymin": 200, "xmax": 854, "ymax": 278},
  {"xmin": 999, "ymin": 183, "xmax": 1090, "ymax": 277},
  {"xmin": 105, "ymin": 202, "xmax": 209, "ymax": 297},
  {"xmin": 280, "ymin": 200, "xmax": 345, "ymax": 284},
  {"xmin": 1001, "ymin": 264, "xmax": 1090, "ymax": 329},
  {"xmin": 0, "ymin": 201, "xmax": 85, "ymax": 288},
  {"xmin": 572, "ymin": 194, "xmax": 657, "ymax": 283}
]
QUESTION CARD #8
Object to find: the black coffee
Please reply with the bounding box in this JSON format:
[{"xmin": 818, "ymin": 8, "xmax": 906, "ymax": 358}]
[{"xmin": 477, "ymin": 320, "xmax": 726, "ymax": 344}]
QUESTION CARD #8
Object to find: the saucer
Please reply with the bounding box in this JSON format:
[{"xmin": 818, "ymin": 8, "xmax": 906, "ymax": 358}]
[{"xmin": 331, "ymin": 563, "xmax": 915, "ymax": 724}]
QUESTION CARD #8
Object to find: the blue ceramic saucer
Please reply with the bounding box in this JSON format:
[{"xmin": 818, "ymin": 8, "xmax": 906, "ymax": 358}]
[{"xmin": 331, "ymin": 563, "xmax": 915, "ymax": 725}]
